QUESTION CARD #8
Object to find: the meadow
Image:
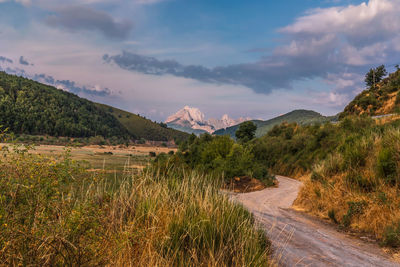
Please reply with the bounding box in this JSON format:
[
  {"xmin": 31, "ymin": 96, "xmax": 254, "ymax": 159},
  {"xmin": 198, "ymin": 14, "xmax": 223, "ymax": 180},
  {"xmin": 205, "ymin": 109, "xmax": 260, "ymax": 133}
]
[{"xmin": 0, "ymin": 141, "xmax": 271, "ymax": 266}]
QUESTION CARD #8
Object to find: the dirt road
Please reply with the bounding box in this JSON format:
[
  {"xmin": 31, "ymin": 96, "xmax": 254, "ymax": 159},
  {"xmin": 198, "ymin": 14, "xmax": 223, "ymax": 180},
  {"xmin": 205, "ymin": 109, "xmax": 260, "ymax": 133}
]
[{"xmin": 234, "ymin": 176, "xmax": 399, "ymax": 266}]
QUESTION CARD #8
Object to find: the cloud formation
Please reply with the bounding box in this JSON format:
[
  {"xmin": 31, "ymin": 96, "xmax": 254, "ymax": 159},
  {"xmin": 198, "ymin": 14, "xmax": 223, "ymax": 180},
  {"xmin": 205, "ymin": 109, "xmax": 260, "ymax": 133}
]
[
  {"xmin": 19, "ymin": 56, "xmax": 30, "ymax": 65},
  {"xmin": 0, "ymin": 56, "xmax": 13, "ymax": 63},
  {"xmin": 0, "ymin": 64, "xmax": 111, "ymax": 97},
  {"xmin": 32, "ymin": 73, "xmax": 112, "ymax": 96},
  {"xmin": 45, "ymin": 6, "xmax": 133, "ymax": 40},
  {"xmin": 103, "ymin": 51, "xmax": 297, "ymax": 94},
  {"xmin": 104, "ymin": 0, "xmax": 400, "ymax": 99}
]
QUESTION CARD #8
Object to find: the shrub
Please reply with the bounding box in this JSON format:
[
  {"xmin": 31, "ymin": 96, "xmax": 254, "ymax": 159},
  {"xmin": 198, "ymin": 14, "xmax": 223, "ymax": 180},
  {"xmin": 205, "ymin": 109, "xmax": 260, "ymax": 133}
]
[
  {"xmin": 177, "ymin": 134, "xmax": 274, "ymax": 184},
  {"xmin": 345, "ymin": 171, "xmax": 375, "ymax": 192},
  {"xmin": 311, "ymin": 171, "xmax": 324, "ymax": 182},
  {"xmin": 137, "ymin": 138, "xmax": 146, "ymax": 144},
  {"xmin": 328, "ymin": 209, "xmax": 338, "ymax": 224},
  {"xmin": 342, "ymin": 201, "xmax": 366, "ymax": 228},
  {"xmin": 149, "ymin": 151, "xmax": 156, "ymax": 157},
  {"xmin": 376, "ymin": 147, "xmax": 398, "ymax": 186},
  {"xmin": 341, "ymin": 138, "xmax": 369, "ymax": 168},
  {"xmin": 88, "ymin": 135, "xmax": 106, "ymax": 145},
  {"xmin": 382, "ymin": 221, "xmax": 400, "ymax": 248}
]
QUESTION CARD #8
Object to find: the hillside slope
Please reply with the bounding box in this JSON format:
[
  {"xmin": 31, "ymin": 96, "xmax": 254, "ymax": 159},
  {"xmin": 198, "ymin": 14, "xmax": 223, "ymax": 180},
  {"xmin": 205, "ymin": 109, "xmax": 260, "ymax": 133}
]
[
  {"xmin": 214, "ymin": 109, "xmax": 335, "ymax": 138},
  {"xmin": 0, "ymin": 71, "xmax": 188, "ymax": 142},
  {"xmin": 340, "ymin": 70, "xmax": 400, "ymax": 118},
  {"xmin": 96, "ymin": 103, "xmax": 189, "ymax": 142},
  {"xmin": 0, "ymin": 71, "xmax": 129, "ymax": 138}
]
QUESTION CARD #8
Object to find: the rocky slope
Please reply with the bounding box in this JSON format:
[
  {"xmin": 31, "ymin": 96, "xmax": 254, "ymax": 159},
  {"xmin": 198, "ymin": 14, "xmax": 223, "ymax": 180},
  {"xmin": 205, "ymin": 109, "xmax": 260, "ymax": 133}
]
[{"xmin": 340, "ymin": 69, "xmax": 400, "ymax": 118}]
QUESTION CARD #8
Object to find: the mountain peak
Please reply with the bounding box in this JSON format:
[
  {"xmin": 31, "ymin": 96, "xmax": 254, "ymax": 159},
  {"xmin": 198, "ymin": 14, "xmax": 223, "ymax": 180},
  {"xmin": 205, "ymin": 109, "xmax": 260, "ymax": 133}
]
[
  {"xmin": 165, "ymin": 106, "xmax": 205, "ymax": 125},
  {"xmin": 165, "ymin": 106, "xmax": 251, "ymax": 134}
]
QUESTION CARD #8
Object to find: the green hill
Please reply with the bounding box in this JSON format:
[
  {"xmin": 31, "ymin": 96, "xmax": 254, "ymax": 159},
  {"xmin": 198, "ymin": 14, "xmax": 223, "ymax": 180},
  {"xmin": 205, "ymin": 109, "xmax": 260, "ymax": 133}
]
[
  {"xmin": 96, "ymin": 103, "xmax": 189, "ymax": 142},
  {"xmin": 0, "ymin": 71, "xmax": 188, "ymax": 142},
  {"xmin": 340, "ymin": 69, "xmax": 400, "ymax": 118},
  {"xmin": 214, "ymin": 110, "xmax": 336, "ymax": 138}
]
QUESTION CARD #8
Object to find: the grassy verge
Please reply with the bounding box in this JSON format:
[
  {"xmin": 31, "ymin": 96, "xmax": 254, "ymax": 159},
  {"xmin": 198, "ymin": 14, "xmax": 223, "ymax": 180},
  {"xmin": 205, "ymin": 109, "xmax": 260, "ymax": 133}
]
[
  {"xmin": 295, "ymin": 124, "xmax": 400, "ymax": 247},
  {"xmin": 0, "ymin": 146, "xmax": 271, "ymax": 266}
]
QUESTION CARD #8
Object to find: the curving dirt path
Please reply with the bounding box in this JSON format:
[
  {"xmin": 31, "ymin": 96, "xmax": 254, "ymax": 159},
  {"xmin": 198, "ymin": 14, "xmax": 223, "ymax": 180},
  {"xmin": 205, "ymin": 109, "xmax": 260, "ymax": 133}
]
[{"xmin": 234, "ymin": 176, "xmax": 400, "ymax": 267}]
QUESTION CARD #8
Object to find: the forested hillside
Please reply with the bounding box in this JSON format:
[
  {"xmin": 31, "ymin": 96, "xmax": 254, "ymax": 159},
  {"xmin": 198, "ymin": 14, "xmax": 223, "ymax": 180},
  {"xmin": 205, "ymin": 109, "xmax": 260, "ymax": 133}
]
[
  {"xmin": 0, "ymin": 72, "xmax": 188, "ymax": 142},
  {"xmin": 0, "ymin": 72, "xmax": 129, "ymax": 138},
  {"xmin": 214, "ymin": 109, "xmax": 335, "ymax": 138}
]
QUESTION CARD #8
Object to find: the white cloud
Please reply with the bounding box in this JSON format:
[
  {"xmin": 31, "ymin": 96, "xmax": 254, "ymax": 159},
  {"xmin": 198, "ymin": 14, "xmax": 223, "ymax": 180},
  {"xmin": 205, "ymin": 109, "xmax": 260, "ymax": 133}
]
[{"xmin": 279, "ymin": 0, "xmax": 400, "ymax": 66}]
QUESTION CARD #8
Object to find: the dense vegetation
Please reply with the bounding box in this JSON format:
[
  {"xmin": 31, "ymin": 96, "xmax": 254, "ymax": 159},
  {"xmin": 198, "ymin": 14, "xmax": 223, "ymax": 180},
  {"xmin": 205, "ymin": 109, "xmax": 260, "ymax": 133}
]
[
  {"xmin": 155, "ymin": 133, "xmax": 276, "ymax": 186},
  {"xmin": 97, "ymin": 103, "xmax": 188, "ymax": 142},
  {"xmin": 0, "ymin": 71, "xmax": 188, "ymax": 142},
  {"xmin": 341, "ymin": 69, "xmax": 400, "ymax": 117},
  {"xmin": 295, "ymin": 117, "xmax": 400, "ymax": 247},
  {"xmin": 0, "ymin": 71, "xmax": 129, "ymax": 138},
  {"xmin": 0, "ymin": 144, "xmax": 270, "ymax": 266},
  {"xmin": 248, "ymin": 117, "xmax": 382, "ymax": 177},
  {"xmin": 214, "ymin": 109, "xmax": 335, "ymax": 138}
]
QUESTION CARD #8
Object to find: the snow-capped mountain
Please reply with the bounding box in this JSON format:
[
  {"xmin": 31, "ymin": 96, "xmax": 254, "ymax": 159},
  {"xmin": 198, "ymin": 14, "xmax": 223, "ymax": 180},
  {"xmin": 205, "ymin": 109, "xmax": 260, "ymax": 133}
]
[
  {"xmin": 165, "ymin": 106, "xmax": 250, "ymax": 134},
  {"xmin": 208, "ymin": 114, "xmax": 250, "ymax": 131}
]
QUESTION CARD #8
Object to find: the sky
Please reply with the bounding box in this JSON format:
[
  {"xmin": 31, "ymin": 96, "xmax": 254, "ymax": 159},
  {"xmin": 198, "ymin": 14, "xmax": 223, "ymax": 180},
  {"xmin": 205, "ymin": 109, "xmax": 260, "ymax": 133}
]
[{"xmin": 1, "ymin": 0, "xmax": 400, "ymax": 121}]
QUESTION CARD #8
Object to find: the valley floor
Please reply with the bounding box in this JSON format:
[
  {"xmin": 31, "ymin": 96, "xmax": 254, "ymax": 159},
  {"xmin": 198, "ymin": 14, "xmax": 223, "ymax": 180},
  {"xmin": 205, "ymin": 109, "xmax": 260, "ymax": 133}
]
[{"xmin": 234, "ymin": 176, "xmax": 399, "ymax": 266}]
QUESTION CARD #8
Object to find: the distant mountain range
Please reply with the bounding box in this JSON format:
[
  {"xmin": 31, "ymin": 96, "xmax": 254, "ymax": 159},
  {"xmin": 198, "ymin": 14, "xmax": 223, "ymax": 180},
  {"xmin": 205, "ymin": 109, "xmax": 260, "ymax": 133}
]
[
  {"xmin": 214, "ymin": 110, "xmax": 338, "ymax": 138},
  {"xmin": 165, "ymin": 106, "xmax": 250, "ymax": 134}
]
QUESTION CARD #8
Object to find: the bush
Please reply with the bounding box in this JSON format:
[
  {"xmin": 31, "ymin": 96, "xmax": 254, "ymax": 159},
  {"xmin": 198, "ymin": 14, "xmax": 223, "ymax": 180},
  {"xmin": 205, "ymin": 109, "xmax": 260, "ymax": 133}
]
[
  {"xmin": 311, "ymin": 171, "xmax": 324, "ymax": 182},
  {"xmin": 342, "ymin": 201, "xmax": 366, "ymax": 228},
  {"xmin": 137, "ymin": 138, "xmax": 146, "ymax": 144},
  {"xmin": 341, "ymin": 138, "xmax": 369, "ymax": 168},
  {"xmin": 345, "ymin": 171, "xmax": 375, "ymax": 192},
  {"xmin": 328, "ymin": 209, "xmax": 338, "ymax": 224},
  {"xmin": 376, "ymin": 147, "xmax": 398, "ymax": 186},
  {"xmin": 149, "ymin": 151, "xmax": 156, "ymax": 157},
  {"xmin": 382, "ymin": 221, "xmax": 400, "ymax": 247},
  {"xmin": 88, "ymin": 135, "xmax": 106, "ymax": 145},
  {"xmin": 176, "ymin": 134, "xmax": 275, "ymax": 184}
]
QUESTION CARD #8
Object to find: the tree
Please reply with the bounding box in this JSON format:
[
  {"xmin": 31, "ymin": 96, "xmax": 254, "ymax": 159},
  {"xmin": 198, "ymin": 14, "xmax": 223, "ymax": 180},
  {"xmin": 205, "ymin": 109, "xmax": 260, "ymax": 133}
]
[
  {"xmin": 159, "ymin": 122, "xmax": 168, "ymax": 128},
  {"xmin": 395, "ymin": 64, "xmax": 400, "ymax": 71},
  {"xmin": 365, "ymin": 65, "xmax": 387, "ymax": 88},
  {"xmin": 235, "ymin": 121, "xmax": 257, "ymax": 143}
]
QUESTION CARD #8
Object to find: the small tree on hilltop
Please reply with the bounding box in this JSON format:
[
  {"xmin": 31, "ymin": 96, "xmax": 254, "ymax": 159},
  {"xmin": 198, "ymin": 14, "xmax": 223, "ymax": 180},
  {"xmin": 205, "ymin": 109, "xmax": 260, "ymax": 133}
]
[
  {"xmin": 365, "ymin": 65, "xmax": 387, "ymax": 88},
  {"xmin": 235, "ymin": 121, "xmax": 257, "ymax": 143}
]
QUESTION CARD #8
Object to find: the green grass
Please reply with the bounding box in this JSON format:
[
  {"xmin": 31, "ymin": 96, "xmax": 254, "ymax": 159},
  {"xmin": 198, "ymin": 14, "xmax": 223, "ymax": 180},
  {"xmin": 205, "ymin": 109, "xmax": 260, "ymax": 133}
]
[{"xmin": 97, "ymin": 103, "xmax": 189, "ymax": 142}]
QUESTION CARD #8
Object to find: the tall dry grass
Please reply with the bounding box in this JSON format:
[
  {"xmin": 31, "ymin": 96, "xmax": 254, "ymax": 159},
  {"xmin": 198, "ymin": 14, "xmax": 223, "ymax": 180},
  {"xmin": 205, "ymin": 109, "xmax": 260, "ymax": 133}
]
[
  {"xmin": 295, "ymin": 127, "xmax": 400, "ymax": 247},
  {"xmin": 0, "ymin": 146, "xmax": 271, "ymax": 266}
]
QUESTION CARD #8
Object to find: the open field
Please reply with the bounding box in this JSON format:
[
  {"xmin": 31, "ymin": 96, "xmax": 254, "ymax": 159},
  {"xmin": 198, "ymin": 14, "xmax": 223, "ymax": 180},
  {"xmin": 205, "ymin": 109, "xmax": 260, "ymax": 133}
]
[{"xmin": 0, "ymin": 143, "xmax": 177, "ymax": 172}]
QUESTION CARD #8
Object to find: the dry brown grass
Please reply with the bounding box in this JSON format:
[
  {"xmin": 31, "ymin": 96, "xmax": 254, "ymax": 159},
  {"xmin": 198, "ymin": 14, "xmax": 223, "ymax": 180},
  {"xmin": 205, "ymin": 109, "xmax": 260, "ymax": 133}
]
[
  {"xmin": 0, "ymin": 147, "xmax": 271, "ymax": 266},
  {"xmin": 295, "ymin": 129, "xmax": 400, "ymax": 244}
]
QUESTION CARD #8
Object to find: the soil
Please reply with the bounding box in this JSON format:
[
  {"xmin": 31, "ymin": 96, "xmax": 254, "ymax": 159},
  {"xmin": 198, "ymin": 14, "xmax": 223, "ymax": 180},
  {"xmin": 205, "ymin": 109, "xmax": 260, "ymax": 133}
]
[{"xmin": 225, "ymin": 176, "xmax": 266, "ymax": 193}]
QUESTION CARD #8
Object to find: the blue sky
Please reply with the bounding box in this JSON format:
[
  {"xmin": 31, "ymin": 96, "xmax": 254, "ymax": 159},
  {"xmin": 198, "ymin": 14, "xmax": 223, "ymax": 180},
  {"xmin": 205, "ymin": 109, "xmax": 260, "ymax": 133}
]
[{"xmin": 1, "ymin": 0, "xmax": 400, "ymax": 121}]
